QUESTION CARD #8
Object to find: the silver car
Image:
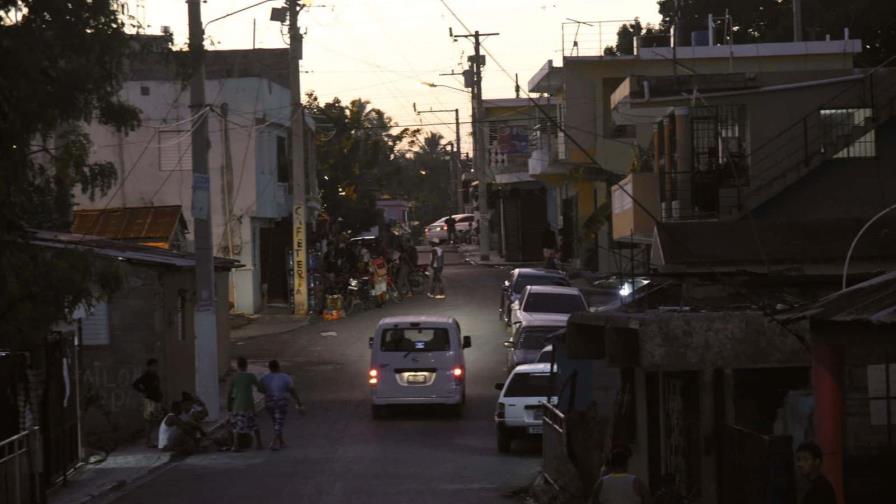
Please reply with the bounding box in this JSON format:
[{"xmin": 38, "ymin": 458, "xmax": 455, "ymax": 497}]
[{"xmin": 504, "ymin": 321, "xmax": 565, "ymax": 372}]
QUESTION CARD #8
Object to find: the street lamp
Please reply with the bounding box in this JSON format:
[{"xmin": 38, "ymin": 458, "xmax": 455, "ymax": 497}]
[{"xmin": 420, "ymin": 81, "xmax": 471, "ymax": 95}]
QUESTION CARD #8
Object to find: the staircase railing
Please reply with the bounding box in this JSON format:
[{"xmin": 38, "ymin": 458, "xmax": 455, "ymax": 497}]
[{"xmin": 737, "ymin": 59, "xmax": 896, "ymax": 215}]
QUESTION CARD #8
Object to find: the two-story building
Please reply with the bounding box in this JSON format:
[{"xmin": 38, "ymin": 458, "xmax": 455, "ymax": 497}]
[
  {"xmin": 526, "ymin": 19, "xmax": 861, "ymax": 273},
  {"xmin": 483, "ymin": 97, "xmax": 555, "ymax": 262},
  {"xmin": 75, "ymin": 48, "xmax": 318, "ymax": 314}
]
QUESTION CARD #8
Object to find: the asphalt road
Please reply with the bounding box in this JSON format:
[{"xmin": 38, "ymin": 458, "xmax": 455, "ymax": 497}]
[{"xmin": 113, "ymin": 254, "xmax": 542, "ymax": 504}]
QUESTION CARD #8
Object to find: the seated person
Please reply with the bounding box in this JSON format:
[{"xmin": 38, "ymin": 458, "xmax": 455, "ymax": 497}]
[{"xmin": 158, "ymin": 401, "xmax": 202, "ymax": 455}]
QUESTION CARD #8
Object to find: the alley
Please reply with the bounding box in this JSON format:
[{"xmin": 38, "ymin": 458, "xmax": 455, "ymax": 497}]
[{"xmin": 111, "ymin": 259, "xmax": 541, "ymax": 503}]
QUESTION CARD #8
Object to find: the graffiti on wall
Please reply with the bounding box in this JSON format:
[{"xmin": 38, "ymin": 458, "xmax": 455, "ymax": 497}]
[{"xmin": 80, "ymin": 361, "xmax": 143, "ymax": 414}]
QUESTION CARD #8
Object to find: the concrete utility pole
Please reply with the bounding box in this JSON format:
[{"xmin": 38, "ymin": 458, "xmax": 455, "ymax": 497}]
[
  {"xmin": 452, "ymin": 29, "xmax": 498, "ymax": 260},
  {"xmin": 416, "ymin": 107, "xmax": 462, "ymax": 213},
  {"xmin": 289, "ymin": 0, "xmax": 308, "ymax": 316},
  {"xmin": 187, "ymin": 0, "xmax": 220, "ymax": 421}
]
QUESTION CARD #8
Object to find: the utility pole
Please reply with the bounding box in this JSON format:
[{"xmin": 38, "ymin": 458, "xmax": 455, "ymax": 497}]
[
  {"xmin": 452, "ymin": 29, "xmax": 498, "ymax": 261},
  {"xmin": 187, "ymin": 0, "xmax": 220, "ymax": 421},
  {"xmin": 288, "ymin": 0, "xmax": 308, "ymax": 316},
  {"xmin": 416, "ymin": 107, "xmax": 462, "ymax": 213}
]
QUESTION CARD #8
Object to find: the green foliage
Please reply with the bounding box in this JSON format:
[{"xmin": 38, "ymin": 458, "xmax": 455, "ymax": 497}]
[
  {"xmin": 604, "ymin": 19, "xmax": 660, "ymax": 56},
  {"xmin": 306, "ymin": 93, "xmax": 421, "ymax": 233},
  {"xmin": 0, "ymin": 1, "xmax": 146, "ymax": 346},
  {"xmin": 655, "ymin": 0, "xmax": 896, "ymax": 65}
]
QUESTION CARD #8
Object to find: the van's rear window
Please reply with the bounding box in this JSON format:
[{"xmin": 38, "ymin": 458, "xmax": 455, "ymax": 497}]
[{"xmin": 380, "ymin": 328, "xmax": 451, "ymax": 352}]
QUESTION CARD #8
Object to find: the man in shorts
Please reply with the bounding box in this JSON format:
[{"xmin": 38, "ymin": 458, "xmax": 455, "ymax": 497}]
[
  {"xmin": 132, "ymin": 358, "xmax": 164, "ymax": 447},
  {"xmin": 260, "ymin": 360, "xmax": 305, "ymax": 451},
  {"xmin": 227, "ymin": 357, "xmax": 264, "ymax": 451}
]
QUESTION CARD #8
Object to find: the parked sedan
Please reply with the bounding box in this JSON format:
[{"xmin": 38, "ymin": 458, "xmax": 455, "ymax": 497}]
[
  {"xmin": 424, "ymin": 214, "xmax": 475, "ymax": 244},
  {"xmin": 504, "ymin": 321, "xmax": 564, "ymax": 371},
  {"xmin": 498, "ymin": 268, "xmax": 569, "ymax": 326},
  {"xmin": 509, "ymin": 285, "xmax": 588, "ymax": 328}
]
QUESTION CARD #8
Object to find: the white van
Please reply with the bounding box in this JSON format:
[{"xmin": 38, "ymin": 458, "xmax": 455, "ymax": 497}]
[{"xmin": 368, "ymin": 316, "xmax": 471, "ymax": 418}]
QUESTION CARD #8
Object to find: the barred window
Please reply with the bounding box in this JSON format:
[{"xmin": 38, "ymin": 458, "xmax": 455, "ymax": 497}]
[{"xmin": 820, "ymin": 108, "xmax": 876, "ymax": 159}]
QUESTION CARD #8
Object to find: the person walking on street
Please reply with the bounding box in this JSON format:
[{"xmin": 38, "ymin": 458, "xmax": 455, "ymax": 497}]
[
  {"xmin": 589, "ymin": 449, "xmax": 651, "ymax": 504},
  {"xmin": 227, "ymin": 357, "xmax": 264, "ymax": 451},
  {"xmin": 795, "ymin": 441, "xmax": 837, "ymax": 504},
  {"xmin": 444, "ymin": 215, "xmax": 457, "ymax": 244},
  {"xmin": 132, "ymin": 358, "xmax": 164, "ymax": 448},
  {"xmin": 260, "ymin": 360, "xmax": 305, "ymax": 451},
  {"xmin": 428, "ymin": 242, "xmax": 445, "ymax": 299}
]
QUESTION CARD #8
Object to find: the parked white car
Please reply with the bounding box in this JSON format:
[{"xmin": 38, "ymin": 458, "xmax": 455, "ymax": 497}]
[
  {"xmin": 424, "ymin": 213, "xmax": 475, "ymax": 244},
  {"xmin": 494, "ymin": 362, "xmax": 557, "ymax": 453},
  {"xmin": 368, "ymin": 316, "xmax": 471, "ymax": 418},
  {"xmin": 509, "ymin": 285, "xmax": 588, "ymax": 328}
]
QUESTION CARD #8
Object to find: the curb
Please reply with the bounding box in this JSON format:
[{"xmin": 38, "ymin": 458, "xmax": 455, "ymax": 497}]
[{"xmin": 58, "ymin": 452, "xmax": 174, "ymax": 504}]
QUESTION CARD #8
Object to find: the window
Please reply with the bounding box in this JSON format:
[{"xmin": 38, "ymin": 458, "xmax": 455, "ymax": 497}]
[
  {"xmin": 81, "ymin": 302, "xmax": 110, "ymax": 346},
  {"xmin": 867, "ymin": 363, "xmax": 895, "ymax": 426},
  {"xmin": 820, "ymin": 108, "xmax": 876, "ymax": 159},
  {"xmin": 504, "ymin": 372, "xmax": 557, "ymax": 397},
  {"xmin": 158, "ymin": 130, "xmax": 192, "ymax": 171},
  {"xmin": 512, "ymin": 275, "xmax": 570, "ymax": 294},
  {"xmin": 518, "ymin": 327, "xmax": 558, "ymax": 350},
  {"xmin": 140, "ymin": 85, "xmax": 150, "ymax": 96},
  {"xmin": 523, "ymin": 293, "xmax": 586, "ymax": 314},
  {"xmin": 691, "ymin": 105, "xmax": 745, "ymax": 173},
  {"xmin": 380, "ymin": 328, "xmax": 451, "ymax": 352},
  {"xmin": 276, "ymin": 136, "xmax": 289, "ymax": 184}
]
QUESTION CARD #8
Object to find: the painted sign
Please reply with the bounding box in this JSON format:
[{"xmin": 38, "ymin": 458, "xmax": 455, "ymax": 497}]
[
  {"xmin": 191, "ymin": 173, "xmax": 210, "ymax": 220},
  {"xmin": 292, "ymin": 203, "xmax": 308, "ymax": 316}
]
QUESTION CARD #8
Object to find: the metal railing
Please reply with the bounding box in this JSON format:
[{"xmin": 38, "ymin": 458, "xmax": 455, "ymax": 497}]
[
  {"xmin": 1, "ymin": 428, "xmax": 43, "ymax": 504},
  {"xmin": 739, "ymin": 63, "xmax": 896, "ymax": 214}
]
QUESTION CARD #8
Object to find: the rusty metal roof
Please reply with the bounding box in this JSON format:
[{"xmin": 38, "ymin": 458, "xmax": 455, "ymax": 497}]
[
  {"xmin": 781, "ymin": 271, "xmax": 896, "ymax": 324},
  {"xmin": 27, "ymin": 229, "xmax": 239, "ymax": 270},
  {"xmin": 72, "ymin": 206, "xmax": 187, "ymax": 244}
]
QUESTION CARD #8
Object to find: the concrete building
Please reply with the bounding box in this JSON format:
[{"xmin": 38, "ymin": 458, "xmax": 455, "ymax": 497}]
[
  {"xmin": 483, "ymin": 97, "xmax": 554, "ymax": 262},
  {"xmin": 75, "ymin": 49, "xmax": 318, "ymax": 314},
  {"xmin": 526, "ymin": 19, "xmax": 861, "ymax": 273}
]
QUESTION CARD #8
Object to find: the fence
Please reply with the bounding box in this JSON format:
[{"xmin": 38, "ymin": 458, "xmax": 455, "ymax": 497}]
[{"xmin": 0, "ymin": 428, "xmax": 43, "ymax": 504}]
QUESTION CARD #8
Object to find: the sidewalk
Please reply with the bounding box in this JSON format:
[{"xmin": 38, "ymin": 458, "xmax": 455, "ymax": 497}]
[
  {"xmin": 458, "ymin": 244, "xmax": 541, "ymax": 268},
  {"xmin": 230, "ymin": 313, "xmax": 309, "ymax": 341},
  {"xmin": 49, "ymin": 363, "xmax": 268, "ymax": 504}
]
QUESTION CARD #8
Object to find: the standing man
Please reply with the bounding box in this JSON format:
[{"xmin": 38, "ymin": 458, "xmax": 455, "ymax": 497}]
[
  {"xmin": 795, "ymin": 442, "xmax": 837, "ymax": 504},
  {"xmin": 227, "ymin": 357, "xmax": 264, "ymax": 452},
  {"xmin": 132, "ymin": 358, "xmax": 164, "ymax": 448},
  {"xmin": 444, "ymin": 215, "xmax": 457, "ymax": 244},
  {"xmin": 260, "ymin": 360, "xmax": 305, "ymax": 451},
  {"xmin": 589, "ymin": 449, "xmax": 651, "ymax": 504},
  {"xmin": 428, "ymin": 242, "xmax": 446, "ymax": 299}
]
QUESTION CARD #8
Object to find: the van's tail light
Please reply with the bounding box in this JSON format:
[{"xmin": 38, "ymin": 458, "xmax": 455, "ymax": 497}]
[
  {"xmin": 369, "ymin": 369, "xmax": 378, "ymax": 385},
  {"xmin": 452, "ymin": 367, "xmax": 464, "ymax": 383},
  {"xmin": 495, "ymin": 402, "xmax": 506, "ymax": 420}
]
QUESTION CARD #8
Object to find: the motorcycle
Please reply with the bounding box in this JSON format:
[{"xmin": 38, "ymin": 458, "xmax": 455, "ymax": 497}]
[
  {"xmin": 345, "ymin": 276, "xmax": 374, "ymax": 314},
  {"xmin": 408, "ymin": 265, "xmax": 429, "ymax": 295}
]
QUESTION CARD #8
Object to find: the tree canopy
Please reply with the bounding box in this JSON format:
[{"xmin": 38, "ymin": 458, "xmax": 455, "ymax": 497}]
[
  {"xmin": 0, "ymin": 1, "xmax": 147, "ymax": 346},
  {"xmin": 655, "ymin": 0, "xmax": 896, "ymax": 65},
  {"xmin": 306, "ymin": 93, "xmax": 455, "ymax": 235}
]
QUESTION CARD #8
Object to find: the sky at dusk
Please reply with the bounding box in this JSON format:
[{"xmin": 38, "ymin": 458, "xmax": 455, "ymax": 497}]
[{"xmin": 132, "ymin": 0, "xmax": 662, "ymax": 150}]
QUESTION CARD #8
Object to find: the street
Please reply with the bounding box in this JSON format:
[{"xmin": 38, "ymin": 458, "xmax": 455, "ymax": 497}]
[{"xmin": 113, "ymin": 256, "xmax": 541, "ymax": 503}]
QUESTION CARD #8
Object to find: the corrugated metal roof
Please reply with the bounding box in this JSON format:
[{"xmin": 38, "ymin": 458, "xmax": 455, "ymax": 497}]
[
  {"xmin": 781, "ymin": 271, "xmax": 896, "ymax": 324},
  {"xmin": 28, "ymin": 230, "xmax": 240, "ymax": 270},
  {"xmin": 72, "ymin": 206, "xmax": 186, "ymax": 243}
]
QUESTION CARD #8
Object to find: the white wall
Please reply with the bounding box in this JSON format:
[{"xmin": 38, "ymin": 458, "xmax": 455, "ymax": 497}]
[{"xmin": 76, "ymin": 77, "xmax": 291, "ymax": 313}]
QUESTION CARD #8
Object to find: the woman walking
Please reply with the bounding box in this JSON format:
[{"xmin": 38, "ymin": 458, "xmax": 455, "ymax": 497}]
[{"xmin": 260, "ymin": 360, "xmax": 305, "ymax": 451}]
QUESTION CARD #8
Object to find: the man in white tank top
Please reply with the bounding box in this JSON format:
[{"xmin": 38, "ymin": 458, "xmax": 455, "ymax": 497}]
[{"xmin": 589, "ymin": 448, "xmax": 652, "ymax": 504}]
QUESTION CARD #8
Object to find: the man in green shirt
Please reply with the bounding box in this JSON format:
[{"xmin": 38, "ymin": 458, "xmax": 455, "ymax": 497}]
[{"xmin": 227, "ymin": 357, "xmax": 264, "ymax": 451}]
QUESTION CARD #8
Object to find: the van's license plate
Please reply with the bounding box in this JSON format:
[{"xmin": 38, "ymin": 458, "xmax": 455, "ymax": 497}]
[
  {"xmin": 528, "ymin": 426, "xmax": 543, "ymax": 434},
  {"xmin": 407, "ymin": 374, "xmax": 427, "ymax": 384}
]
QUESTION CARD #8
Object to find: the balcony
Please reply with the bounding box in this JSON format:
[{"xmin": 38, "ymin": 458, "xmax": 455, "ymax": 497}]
[
  {"xmin": 528, "ymin": 126, "xmax": 568, "ymax": 178},
  {"xmin": 611, "ymin": 173, "xmax": 660, "ymax": 243}
]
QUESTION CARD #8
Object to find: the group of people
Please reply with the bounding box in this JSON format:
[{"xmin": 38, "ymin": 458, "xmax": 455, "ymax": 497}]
[
  {"xmin": 588, "ymin": 442, "xmax": 835, "ymax": 504},
  {"xmin": 131, "ymin": 357, "xmax": 306, "ymax": 455}
]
